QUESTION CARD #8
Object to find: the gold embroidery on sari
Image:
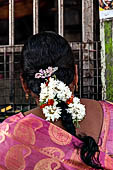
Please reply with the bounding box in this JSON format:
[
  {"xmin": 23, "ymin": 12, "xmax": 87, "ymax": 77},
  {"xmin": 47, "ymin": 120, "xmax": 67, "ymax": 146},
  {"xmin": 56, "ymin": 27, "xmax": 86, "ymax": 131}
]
[
  {"xmin": 48, "ymin": 124, "xmax": 72, "ymax": 145},
  {"xmin": 5, "ymin": 114, "xmax": 22, "ymax": 123},
  {"xmin": 34, "ymin": 158, "xmax": 61, "ymax": 170},
  {"xmin": 0, "ymin": 133, "xmax": 5, "ymax": 144},
  {"xmin": 0, "ymin": 165, "xmax": 8, "ymax": 170},
  {"xmin": 0, "ymin": 123, "xmax": 9, "ymax": 143},
  {"xmin": 5, "ymin": 144, "xmax": 31, "ymax": 170},
  {"xmin": 39, "ymin": 147, "xmax": 65, "ymax": 161},
  {"xmin": 64, "ymin": 149, "xmax": 91, "ymax": 169},
  {"xmin": 100, "ymin": 103, "xmax": 110, "ymax": 153},
  {"xmin": 104, "ymin": 154, "xmax": 113, "ymax": 169},
  {"xmin": 13, "ymin": 117, "xmax": 43, "ymax": 145}
]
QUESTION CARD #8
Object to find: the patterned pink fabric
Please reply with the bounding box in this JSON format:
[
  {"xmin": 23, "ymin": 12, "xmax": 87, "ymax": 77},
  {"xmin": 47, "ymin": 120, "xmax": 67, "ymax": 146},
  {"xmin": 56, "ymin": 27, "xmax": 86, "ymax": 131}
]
[
  {"xmin": 0, "ymin": 101, "xmax": 112, "ymax": 169},
  {"xmin": 99, "ymin": 101, "xmax": 113, "ymax": 169}
]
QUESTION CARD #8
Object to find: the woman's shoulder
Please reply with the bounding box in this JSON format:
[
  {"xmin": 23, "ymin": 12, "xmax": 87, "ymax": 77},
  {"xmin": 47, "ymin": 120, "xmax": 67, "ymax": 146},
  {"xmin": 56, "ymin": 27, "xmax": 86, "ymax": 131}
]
[
  {"xmin": 80, "ymin": 98, "xmax": 100, "ymax": 104},
  {"xmin": 81, "ymin": 99, "xmax": 113, "ymax": 112},
  {"xmin": 80, "ymin": 98, "xmax": 103, "ymax": 122},
  {"xmin": 80, "ymin": 98, "xmax": 102, "ymax": 110},
  {"xmin": 23, "ymin": 107, "xmax": 46, "ymax": 120},
  {"xmin": 77, "ymin": 98, "xmax": 103, "ymax": 143}
]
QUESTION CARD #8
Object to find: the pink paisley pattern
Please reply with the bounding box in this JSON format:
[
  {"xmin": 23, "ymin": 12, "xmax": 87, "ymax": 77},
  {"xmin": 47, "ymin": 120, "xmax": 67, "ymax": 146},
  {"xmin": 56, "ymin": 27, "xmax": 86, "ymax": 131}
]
[
  {"xmin": 48, "ymin": 123, "xmax": 72, "ymax": 145},
  {"xmin": 5, "ymin": 144, "xmax": 31, "ymax": 170},
  {"xmin": 34, "ymin": 158, "xmax": 61, "ymax": 170},
  {"xmin": 0, "ymin": 101, "xmax": 112, "ymax": 169}
]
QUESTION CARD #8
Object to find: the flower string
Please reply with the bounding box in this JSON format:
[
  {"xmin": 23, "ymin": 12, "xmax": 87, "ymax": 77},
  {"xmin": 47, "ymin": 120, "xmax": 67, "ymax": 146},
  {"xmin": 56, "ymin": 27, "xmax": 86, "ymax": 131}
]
[
  {"xmin": 40, "ymin": 99, "xmax": 54, "ymax": 109},
  {"xmin": 38, "ymin": 76, "xmax": 86, "ymax": 127}
]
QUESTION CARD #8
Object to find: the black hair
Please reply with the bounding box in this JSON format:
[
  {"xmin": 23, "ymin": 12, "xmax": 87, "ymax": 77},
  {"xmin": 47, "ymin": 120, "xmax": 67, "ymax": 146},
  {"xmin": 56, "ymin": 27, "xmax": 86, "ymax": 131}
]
[
  {"xmin": 21, "ymin": 31, "xmax": 75, "ymax": 95},
  {"xmin": 21, "ymin": 31, "xmax": 103, "ymax": 169}
]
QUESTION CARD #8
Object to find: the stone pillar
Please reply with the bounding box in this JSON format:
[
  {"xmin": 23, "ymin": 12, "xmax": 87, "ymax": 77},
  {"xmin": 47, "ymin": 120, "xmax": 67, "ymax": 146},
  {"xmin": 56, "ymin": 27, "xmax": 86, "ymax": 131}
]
[
  {"xmin": 82, "ymin": 0, "xmax": 95, "ymax": 99},
  {"xmin": 82, "ymin": 0, "xmax": 94, "ymax": 42}
]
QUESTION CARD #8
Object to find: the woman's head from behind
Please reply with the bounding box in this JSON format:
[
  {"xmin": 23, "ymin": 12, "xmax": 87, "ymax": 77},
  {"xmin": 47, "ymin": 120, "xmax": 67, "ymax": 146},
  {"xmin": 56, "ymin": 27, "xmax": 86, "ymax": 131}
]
[{"xmin": 21, "ymin": 31, "xmax": 75, "ymax": 96}]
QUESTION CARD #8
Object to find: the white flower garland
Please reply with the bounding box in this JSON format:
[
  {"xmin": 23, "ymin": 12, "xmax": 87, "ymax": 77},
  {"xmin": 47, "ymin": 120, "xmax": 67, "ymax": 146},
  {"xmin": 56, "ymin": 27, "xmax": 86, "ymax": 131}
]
[{"xmin": 39, "ymin": 77, "xmax": 86, "ymax": 127}]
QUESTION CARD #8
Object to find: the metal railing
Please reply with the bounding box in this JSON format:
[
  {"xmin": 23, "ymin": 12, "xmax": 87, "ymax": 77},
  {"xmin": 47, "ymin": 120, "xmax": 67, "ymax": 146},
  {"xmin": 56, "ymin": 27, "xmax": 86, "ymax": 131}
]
[{"xmin": 70, "ymin": 41, "xmax": 101, "ymax": 99}]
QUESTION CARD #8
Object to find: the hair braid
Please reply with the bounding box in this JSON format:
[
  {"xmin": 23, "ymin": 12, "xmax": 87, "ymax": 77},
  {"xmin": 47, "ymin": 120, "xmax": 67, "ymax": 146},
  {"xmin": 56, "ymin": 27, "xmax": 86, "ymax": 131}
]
[
  {"xmin": 80, "ymin": 136, "xmax": 104, "ymax": 169},
  {"xmin": 57, "ymin": 101, "xmax": 76, "ymax": 136},
  {"xmin": 58, "ymin": 101, "xmax": 103, "ymax": 170}
]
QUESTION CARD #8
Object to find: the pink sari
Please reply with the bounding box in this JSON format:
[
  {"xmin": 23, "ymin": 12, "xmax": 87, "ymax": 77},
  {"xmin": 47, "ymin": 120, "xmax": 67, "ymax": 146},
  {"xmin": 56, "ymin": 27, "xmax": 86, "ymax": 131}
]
[
  {"xmin": 0, "ymin": 100, "xmax": 112, "ymax": 170},
  {"xmin": 99, "ymin": 101, "xmax": 113, "ymax": 169}
]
